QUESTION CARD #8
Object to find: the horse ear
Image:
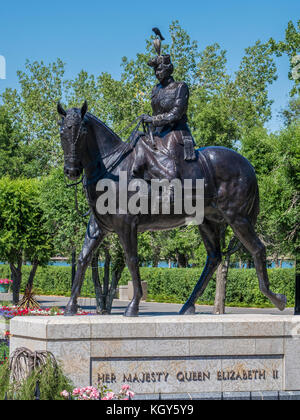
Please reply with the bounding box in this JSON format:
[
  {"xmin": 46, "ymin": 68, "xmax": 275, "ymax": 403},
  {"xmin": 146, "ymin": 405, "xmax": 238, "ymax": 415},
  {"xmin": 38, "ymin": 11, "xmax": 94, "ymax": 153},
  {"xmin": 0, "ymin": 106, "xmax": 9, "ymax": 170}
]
[
  {"xmin": 57, "ymin": 102, "xmax": 67, "ymax": 117},
  {"xmin": 81, "ymin": 101, "xmax": 88, "ymax": 119}
]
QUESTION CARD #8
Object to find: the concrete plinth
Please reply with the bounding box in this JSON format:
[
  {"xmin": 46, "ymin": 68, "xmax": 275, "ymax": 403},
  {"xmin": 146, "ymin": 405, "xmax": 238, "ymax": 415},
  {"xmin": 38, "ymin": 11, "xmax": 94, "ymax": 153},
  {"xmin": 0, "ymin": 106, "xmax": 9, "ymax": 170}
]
[
  {"xmin": 10, "ymin": 314, "xmax": 300, "ymax": 398},
  {"xmin": 128, "ymin": 281, "xmax": 148, "ymax": 301}
]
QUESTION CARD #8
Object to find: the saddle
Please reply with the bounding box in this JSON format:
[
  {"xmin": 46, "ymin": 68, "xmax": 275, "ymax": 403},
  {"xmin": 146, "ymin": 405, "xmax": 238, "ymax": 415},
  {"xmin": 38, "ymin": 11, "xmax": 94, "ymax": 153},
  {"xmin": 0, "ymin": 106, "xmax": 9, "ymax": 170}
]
[{"xmin": 132, "ymin": 132, "xmax": 218, "ymax": 201}]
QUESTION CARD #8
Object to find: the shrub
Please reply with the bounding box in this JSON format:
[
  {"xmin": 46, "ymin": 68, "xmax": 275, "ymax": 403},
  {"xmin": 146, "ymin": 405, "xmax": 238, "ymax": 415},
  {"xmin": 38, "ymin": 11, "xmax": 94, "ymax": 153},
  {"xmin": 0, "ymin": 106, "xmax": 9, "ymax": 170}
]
[
  {"xmin": 0, "ymin": 264, "xmax": 295, "ymax": 307},
  {"xmin": 0, "ymin": 357, "xmax": 73, "ymax": 401}
]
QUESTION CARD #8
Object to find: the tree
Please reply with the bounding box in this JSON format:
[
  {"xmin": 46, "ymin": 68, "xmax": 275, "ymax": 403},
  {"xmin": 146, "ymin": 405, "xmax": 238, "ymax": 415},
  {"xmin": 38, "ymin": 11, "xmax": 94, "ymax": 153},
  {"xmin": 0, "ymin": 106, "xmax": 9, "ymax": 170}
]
[
  {"xmin": 1, "ymin": 59, "xmax": 66, "ymax": 177},
  {"xmin": 235, "ymin": 40, "xmax": 278, "ymax": 122},
  {"xmin": 270, "ymin": 20, "xmax": 300, "ymax": 97},
  {"xmin": 0, "ymin": 107, "xmax": 21, "ymax": 177},
  {"xmin": 0, "ymin": 178, "xmax": 52, "ymax": 303},
  {"xmin": 91, "ymin": 236, "xmax": 125, "ymax": 314},
  {"xmin": 281, "ymin": 96, "xmax": 300, "ymax": 127},
  {"xmin": 39, "ymin": 168, "xmax": 87, "ymax": 258}
]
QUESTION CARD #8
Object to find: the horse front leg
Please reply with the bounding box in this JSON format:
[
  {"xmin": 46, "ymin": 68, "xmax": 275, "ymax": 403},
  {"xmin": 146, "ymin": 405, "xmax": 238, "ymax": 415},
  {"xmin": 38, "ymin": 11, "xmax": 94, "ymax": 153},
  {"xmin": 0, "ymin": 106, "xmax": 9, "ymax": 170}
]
[
  {"xmin": 118, "ymin": 217, "xmax": 142, "ymax": 317},
  {"xmin": 65, "ymin": 216, "xmax": 107, "ymax": 316}
]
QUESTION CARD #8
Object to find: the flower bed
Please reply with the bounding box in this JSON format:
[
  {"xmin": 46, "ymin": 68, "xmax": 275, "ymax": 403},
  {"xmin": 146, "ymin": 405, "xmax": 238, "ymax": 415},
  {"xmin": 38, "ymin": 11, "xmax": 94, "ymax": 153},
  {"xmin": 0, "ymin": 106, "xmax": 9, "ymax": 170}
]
[
  {"xmin": 61, "ymin": 384, "xmax": 135, "ymax": 401},
  {"xmin": 0, "ymin": 306, "xmax": 90, "ymax": 319},
  {"xmin": 0, "ymin": 279, "xmax": 12, "ymax": 285}
]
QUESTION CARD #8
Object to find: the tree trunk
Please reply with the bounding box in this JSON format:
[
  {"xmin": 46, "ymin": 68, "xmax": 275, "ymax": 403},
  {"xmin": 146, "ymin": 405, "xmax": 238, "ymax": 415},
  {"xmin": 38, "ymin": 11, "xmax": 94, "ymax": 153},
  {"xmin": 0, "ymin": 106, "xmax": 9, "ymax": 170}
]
[
  {"xmin": 295, "ymin": 255, "xmax": 300, "ymax": 315},
  {"xmin": 214, "ymin": 255, "xmax": 230, "ymax": 315},
  {"xmin": 101, "ymin": 247, "xmax": 111, "ymax": 311},
  {"xmin": 26, "ymin": 261, "xmax": 39, "ymax": 291},
  {"xmin": 10, "ymin": 256, "xmax": 23, "ymax": 305},
  {"xmin": 176, "ymin": 253, "xmax": 188, "ymax": 268},
  {"xmin": 91, "ymin": 249, "xmax": 103, "ymax": 314},
  {"xmin": 71, "ymin": 250, "xmax": 76, "ymax": 288},
  {"xmin": 106, "ymin": 261, "xmax": 125, "ymax": 314}
]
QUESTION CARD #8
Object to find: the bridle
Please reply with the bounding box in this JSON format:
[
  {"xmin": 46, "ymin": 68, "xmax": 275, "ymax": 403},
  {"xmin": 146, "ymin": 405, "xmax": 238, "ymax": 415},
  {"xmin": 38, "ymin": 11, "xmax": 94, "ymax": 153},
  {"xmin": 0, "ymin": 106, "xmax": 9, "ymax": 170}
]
[{"xmin": 63, "ymin": 114, "xmax": 150, "ymax": 222}]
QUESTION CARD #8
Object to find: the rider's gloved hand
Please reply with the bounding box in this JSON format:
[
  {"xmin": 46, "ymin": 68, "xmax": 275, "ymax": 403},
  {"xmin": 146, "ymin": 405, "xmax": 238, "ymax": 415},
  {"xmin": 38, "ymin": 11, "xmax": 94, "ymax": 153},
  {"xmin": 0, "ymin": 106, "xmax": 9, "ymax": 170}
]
[{"xmin": 140, "ymin": 114, "xmax": 153, "ymax": 124}]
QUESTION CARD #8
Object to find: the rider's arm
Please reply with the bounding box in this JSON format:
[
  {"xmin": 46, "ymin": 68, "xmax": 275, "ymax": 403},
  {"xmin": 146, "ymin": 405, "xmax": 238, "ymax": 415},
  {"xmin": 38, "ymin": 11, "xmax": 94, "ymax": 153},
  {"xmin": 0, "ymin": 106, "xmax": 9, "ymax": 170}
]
[{"xmin": 152, "ymin": 83, "xmax": 189, "ymax": 127}]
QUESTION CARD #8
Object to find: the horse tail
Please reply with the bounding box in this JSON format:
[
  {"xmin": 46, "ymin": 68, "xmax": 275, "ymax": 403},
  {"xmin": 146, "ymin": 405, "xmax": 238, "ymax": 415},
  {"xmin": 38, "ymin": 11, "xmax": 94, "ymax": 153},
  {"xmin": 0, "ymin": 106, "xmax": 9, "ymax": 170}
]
[
  {"xmin": 248, "ymin": 182, "xmax": 260, "ymax": 226},
  {"xmin": 223, "ymin": 180, "xmax": 260, "ymax": 257}
]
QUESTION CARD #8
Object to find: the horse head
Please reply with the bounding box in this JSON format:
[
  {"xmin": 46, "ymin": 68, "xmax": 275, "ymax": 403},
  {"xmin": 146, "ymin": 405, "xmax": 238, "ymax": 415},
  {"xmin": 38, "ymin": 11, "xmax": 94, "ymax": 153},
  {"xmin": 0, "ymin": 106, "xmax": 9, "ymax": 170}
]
[{"xmin": 57, "ymin": 101, "xmax": 88, "ymax": 181}]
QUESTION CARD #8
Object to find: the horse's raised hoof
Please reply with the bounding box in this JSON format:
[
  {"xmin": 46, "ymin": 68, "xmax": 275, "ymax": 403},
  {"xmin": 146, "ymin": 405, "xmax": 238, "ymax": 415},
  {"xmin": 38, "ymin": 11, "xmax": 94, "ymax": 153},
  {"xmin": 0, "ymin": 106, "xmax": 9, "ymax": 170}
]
[
  {"xmin": 275, "ymin": 294, "xmax": 287, "ymax": 312},
  {"xmin": 179, "ymin": 303, "xmax": 196, "ymax": 315},
  {"xmin": 64, "ymin": 304, "xmax": 78, "ymax": 316}
]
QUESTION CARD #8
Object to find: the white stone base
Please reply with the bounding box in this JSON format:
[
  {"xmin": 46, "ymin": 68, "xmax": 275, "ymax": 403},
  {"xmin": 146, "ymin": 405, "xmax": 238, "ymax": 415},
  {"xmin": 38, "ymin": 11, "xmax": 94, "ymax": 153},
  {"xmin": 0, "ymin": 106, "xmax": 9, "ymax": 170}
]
[{"xmin": 10, "ymin": 314, "xmax": 300, "ymax": 396}]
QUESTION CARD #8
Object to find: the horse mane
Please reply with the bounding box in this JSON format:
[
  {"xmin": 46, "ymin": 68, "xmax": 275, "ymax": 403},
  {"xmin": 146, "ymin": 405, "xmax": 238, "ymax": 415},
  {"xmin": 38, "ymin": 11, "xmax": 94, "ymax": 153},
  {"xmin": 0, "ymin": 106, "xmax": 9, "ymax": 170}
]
[
  {"xmin": 85, "ymin": 112, "xmax": 124, "ymax": 144},
  {"xmin": 85, "ymin": 112, "xmax": 138, "ymax": 174}
]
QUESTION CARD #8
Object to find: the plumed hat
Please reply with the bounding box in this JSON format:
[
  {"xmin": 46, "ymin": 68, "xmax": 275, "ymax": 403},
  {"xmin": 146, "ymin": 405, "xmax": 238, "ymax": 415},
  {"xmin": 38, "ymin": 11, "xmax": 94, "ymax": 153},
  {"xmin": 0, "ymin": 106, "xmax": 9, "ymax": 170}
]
[
  {"xmin": 147, "ymin": 28, "xmax": 172, "ymax": 70},
  {"xmin": 147, "ymin": 54, "xmax": 172, "ymax": 69}
]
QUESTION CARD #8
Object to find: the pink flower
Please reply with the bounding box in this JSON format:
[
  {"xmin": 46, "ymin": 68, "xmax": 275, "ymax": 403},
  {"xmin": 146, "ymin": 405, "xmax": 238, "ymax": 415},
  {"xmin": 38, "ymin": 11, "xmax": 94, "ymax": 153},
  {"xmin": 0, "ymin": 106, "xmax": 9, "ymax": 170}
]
[
  {"xmin": 105, "ymin": 392, "xmax": 115, "ymax": 400},
  {"xmin": 72, "ymin": 388, "xmax": 81, "ymax": 396},
  {"xmin": 122, "ymin": 384, "xmax": 130, "ymax": 391},
  {"xmin": 60, "ymin": 390, "xmax": 70, "ymax": 399},
  {"xmin": 127, "ymin": 391, "xmax": 135, "ymax": 398}
]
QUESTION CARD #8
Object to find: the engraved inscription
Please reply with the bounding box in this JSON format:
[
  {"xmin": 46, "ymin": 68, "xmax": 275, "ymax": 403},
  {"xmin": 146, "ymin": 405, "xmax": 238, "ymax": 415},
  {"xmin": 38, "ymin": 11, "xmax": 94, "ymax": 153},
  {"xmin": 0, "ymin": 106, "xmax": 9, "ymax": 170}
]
[{"xmin": 91, "ymin": 356, "xmax": 283, "ymax": 394}]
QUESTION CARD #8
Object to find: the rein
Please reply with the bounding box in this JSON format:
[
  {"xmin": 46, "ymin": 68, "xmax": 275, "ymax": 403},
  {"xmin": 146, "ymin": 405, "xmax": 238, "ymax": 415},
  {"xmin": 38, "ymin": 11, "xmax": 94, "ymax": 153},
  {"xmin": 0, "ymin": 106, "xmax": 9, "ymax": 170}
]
[{"xmin": 84, "ymin": 117, "xmax": 145, "ymax": 186}]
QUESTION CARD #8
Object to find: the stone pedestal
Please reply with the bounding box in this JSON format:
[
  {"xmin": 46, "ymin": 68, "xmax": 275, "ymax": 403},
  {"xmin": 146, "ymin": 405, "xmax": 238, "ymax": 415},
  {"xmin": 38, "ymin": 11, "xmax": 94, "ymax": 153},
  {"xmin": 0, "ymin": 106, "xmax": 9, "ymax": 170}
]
[
  {"xmin": 118, "ymin": 285, "xmax": 129, "ymax": 301},
  {"xmin": 128, "ymin": 281, "xmax": 148, "ymax": 301},
  {"xmin": 10, "ymin": 314, "xmax": 300, "ymax": 398}
]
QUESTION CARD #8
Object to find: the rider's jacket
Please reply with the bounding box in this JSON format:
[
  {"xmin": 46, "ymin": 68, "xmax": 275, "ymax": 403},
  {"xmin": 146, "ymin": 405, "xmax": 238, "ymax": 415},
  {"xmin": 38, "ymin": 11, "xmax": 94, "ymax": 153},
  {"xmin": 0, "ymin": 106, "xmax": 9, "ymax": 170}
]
[{"xmin": 151, "ymin": 76, "xmax": 190, "ymax": 136}]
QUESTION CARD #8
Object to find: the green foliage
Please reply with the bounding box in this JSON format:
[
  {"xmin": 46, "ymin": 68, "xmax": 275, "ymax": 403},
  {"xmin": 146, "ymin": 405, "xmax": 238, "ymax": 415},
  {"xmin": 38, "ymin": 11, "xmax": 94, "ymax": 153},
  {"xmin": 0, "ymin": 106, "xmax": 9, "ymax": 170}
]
[
  {"xmin": 242, "ymin": 122, "xmax": 300, "ymax": 258},
  {"xmin": 2, "ymin": 358, "xmax": 73, "ymax": 401},
  {"xmin": 0, "ymin": 178, "xmax": 53, "ymax": 266},
  {"xmin": 0, "ymin": 342, "xmax": 9, "ymax": 362},
  {"xmin": 1, "ymin": 59, "xmax": 66, "ymax": 177},
  {"xmin": 0, "ymin": 263, "xmax": 102, "ymax": 297},
  {"xmin": 281, "ymin": 96, "xmax": 300, "ymax": 126},
  {"xmin": 241, "ymin": 126, "xmax": 276, "ymax": 176},
  {"xmin": 235, "ymin": 40, "xmax": 278, "ymax": 121},
  {"xmin": 0, "ymin": 360, "xmax": 10, "ymax": 400},
  {"xmin": 39, "ymin": 167, "xmax": 87, "ymax": 257},
  {"xmin": 134, "ymin": 267, "xmax": 295, "ymax": 308},
  {"xmin": 0, "ymin": 107, "xmax": 21, "ymax": 178},
  {"xmin": 270, "ymin": 19, "xmax": 300, "ymax": 96},
  {"xmin": 0, "ymin": 264, "xmax": 294, "ymax": 308}
]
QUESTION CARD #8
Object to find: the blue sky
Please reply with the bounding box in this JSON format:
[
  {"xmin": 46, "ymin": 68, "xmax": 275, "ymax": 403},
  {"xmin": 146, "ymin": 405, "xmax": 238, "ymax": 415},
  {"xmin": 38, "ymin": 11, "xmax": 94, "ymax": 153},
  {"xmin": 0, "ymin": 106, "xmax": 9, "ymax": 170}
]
[{"xmin": 0, "ymin": 0, "xmax": 299, "ymax": 131}]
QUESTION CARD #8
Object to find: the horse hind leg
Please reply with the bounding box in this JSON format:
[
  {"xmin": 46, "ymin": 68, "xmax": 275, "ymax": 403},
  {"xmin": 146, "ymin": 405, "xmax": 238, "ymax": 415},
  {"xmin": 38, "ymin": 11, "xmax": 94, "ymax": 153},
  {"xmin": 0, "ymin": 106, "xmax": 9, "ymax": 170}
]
[
  {"xmin": 229, "ymin": 215, "xmax": 286, "ymax": 311},
  {"xmin": 117, "ymin": 218, "xmax": 142, "ymax": 317},
  {"xmin": 180, "ymin": 220, "xmax": 222, "ymax": 315}
]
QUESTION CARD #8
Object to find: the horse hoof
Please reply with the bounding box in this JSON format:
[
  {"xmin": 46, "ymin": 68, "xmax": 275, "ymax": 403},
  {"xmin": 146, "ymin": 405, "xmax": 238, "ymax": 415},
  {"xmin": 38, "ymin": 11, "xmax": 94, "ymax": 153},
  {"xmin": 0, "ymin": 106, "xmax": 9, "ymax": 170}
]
[
  {"xmin": 64, "ymin": 305, "xmax": 78, "ymax": 316},
  {"xmin": 179, "ymin": 303, "xmax": 196, "ymax": 315},
  {"xmin": 124, "ymin": 305, "xmax": 139, "ymax": 317},
  {"xmin": 275, "ymin": 294, "xmax": 287, "ymax": 312},
  {"xmin": 124, "ymin": 311, "xmax": 139, "ymax": 317}
]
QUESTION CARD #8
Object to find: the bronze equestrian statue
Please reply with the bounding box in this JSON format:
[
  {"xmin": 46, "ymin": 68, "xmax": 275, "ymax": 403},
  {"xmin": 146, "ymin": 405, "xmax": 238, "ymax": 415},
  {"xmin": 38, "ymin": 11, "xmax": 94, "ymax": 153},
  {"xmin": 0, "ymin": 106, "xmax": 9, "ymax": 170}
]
[{"xmin": 57, "ymin": 30, "xmax": 286, "ymax": 317}]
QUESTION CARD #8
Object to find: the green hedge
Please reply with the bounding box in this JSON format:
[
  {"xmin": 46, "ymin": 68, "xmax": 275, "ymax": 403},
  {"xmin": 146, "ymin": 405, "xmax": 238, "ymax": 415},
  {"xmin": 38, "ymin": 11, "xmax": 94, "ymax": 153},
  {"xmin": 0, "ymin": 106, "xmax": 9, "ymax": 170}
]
[
  {"xmin": 0, "ymin": 264, "xmax": 295, "ymax": 307},
  {"xmin": 123, "ymin": 267, "xmax": 295, "ymax": 307}
]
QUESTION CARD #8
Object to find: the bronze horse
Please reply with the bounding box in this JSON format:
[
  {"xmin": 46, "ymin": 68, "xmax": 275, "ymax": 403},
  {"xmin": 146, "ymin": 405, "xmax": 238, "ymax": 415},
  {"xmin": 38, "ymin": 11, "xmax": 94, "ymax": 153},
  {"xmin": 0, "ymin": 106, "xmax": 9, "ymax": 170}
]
[{"xmin": 58, "ymin": 102, "xmax": 287, "ymax": 316}]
